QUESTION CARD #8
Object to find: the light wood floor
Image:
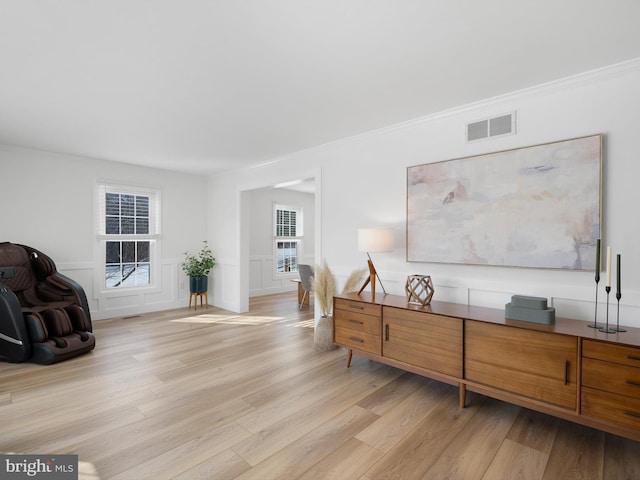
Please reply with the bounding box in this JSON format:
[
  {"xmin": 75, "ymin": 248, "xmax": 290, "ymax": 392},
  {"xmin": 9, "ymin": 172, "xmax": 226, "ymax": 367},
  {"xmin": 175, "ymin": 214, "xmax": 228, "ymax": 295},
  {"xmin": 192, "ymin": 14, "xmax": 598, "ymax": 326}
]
[{"xmin": 1, "ymin": 292, "xmax": 639, "ymax": 480}]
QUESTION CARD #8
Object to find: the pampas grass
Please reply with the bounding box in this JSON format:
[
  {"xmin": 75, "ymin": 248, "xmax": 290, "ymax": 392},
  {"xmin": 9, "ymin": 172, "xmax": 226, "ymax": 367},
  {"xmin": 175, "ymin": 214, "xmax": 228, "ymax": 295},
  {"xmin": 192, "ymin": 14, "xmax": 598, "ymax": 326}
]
[
  {"xmin": 341, "ymin": 267, "xmax": 367, "ymax": 294},
  {"xmin": 313, "ymin": 260, "xmax": 337, "ymax": 317}
]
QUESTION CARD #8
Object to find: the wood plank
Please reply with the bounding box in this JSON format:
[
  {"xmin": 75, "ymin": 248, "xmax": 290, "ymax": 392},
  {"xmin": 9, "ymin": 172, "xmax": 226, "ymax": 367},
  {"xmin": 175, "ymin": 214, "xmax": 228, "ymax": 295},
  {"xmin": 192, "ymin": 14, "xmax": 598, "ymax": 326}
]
[
  {"xmin": 542, "ymin": 421, "xmax": 605, "ymax": 480},
  {"xmin": 231, "ymin": 365, "xmax": 400, "ymax": 466},
  {"xmin": 233, "ymin": 405, "xmax": 379, "ymax": 480},
  {"xmin": 481, "ymin": 438, "xmax": 549, "ymax": 480},
  {"xmin": 297, "ymin": 438, "xmax": 383, "ymax": 480},
  {"xmin": 356, "ymin": 371, "xmax": 428, "ymax": 415},
  {"xmin": 506, "ymin": 408, "xmax": 560, "ymax": 454},
  {"xmin": 423, "ymin": 399, "xmax": 521, "ymax": 479},
  {"xmin": 603, "ymin": 434, "xmax": 640, "ymax": 479},
  {"xmin": 364, "ymin": 390, "xmax": 482, "ymax": 479},
  {"xmin": 356, "ymin": 379, "xmax": 452, "ymax": 453}
]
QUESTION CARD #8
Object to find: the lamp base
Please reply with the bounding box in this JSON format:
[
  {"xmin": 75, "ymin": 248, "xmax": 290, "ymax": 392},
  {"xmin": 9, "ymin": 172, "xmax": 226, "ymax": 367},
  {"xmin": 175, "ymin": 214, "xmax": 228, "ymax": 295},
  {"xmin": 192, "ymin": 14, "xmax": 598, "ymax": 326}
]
[{"xmin": 358, "ymin": 259, "xmax": 377, "ymax": 298}]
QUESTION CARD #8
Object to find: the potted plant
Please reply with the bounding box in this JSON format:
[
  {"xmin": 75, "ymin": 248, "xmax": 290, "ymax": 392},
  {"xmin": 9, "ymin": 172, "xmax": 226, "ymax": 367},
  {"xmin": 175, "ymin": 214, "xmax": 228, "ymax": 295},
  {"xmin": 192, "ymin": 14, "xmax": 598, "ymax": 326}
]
[{"xmin": 181, "ymin": 241, "xmax": 216, "ymax": 293}]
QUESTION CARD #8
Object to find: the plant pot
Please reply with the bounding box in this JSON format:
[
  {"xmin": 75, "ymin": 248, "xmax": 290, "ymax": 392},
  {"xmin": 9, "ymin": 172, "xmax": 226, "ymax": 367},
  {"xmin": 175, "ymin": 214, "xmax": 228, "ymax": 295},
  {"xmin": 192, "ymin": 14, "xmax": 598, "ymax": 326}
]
[
  {"xmin": 314, "ymin": 315, "xmax": 338, "ymax": 351},
  {"xmin": 189, "ymin": 276, "xmax": 208, "ymax": 293}
]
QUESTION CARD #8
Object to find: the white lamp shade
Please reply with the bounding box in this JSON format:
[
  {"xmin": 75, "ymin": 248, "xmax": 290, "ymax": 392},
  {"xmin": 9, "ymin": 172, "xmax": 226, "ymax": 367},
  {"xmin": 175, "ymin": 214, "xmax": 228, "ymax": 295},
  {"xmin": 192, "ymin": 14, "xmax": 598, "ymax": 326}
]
[{"xmin": 358, "ymin": 228, "xmax": 395, "ymax": 253}]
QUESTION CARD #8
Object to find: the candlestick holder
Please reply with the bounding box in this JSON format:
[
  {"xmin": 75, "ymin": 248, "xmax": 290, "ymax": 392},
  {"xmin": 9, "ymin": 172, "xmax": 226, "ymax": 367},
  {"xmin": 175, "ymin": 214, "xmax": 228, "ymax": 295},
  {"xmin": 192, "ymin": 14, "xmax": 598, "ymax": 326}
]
[
  {"xmin": 614, "ymin": 291, "xmax": 626, "ymax": 333},
  {"xmin": 588, "ymin": 276, "xmax": 599, "ymax": 328},
  {"xmin": 599, "ymin": 286, "xmax": 616, "ymax": 334}
]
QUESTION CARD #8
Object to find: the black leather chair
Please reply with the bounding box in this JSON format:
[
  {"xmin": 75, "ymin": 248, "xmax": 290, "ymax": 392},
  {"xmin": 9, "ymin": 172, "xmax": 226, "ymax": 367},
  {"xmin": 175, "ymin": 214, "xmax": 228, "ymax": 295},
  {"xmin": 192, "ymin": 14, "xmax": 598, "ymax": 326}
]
[{"xmin": 0, "ymin": 242, "xmax": 95, "ymax": 364}]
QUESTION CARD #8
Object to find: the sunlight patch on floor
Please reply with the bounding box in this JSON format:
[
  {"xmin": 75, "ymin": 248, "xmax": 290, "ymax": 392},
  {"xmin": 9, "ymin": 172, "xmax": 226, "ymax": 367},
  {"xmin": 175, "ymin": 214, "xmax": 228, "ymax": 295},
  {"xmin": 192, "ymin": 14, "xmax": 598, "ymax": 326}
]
[
  {"xmin": 171, "ymin": 314, "xmax": 285, "ymax": 325},
  {"xmin": 289, "ymin": 319, "xmax": 315, "ymax": 328},
  {"xmin": 79, "ymin": 460, "xmax": 101, "ymax": 479}
]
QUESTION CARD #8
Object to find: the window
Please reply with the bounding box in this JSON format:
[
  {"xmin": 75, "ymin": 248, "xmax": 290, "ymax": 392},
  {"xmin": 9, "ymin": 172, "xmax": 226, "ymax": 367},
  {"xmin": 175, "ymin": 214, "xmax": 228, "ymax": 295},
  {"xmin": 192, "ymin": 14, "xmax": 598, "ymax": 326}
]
[
  {"xmin": 274, "ymin": 204, "xmax": 302, "ymax": 274},
  {"xmin": 98, "ymin": 185, "xmax": 160, "ymax": 289}
]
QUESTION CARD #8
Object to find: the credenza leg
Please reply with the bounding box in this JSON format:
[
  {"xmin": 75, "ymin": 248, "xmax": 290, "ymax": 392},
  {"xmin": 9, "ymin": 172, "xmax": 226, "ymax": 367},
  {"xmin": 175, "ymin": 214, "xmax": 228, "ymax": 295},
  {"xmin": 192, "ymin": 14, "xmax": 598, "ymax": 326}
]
[
  {"xmin": 459, "ymin": 383, "xmax": 467, "ymax": 408},
  {"xmin": 346, "ymin": 349, "xmax": 353, "ymax": 368}
]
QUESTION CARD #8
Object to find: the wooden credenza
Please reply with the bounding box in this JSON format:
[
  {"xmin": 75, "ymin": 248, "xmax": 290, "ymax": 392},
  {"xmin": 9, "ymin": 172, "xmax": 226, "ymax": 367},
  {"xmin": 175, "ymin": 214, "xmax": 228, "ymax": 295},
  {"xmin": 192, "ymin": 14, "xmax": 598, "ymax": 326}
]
[{"xmin": 333, "ymin": 292, "xmax": 640, "ymax": 441}]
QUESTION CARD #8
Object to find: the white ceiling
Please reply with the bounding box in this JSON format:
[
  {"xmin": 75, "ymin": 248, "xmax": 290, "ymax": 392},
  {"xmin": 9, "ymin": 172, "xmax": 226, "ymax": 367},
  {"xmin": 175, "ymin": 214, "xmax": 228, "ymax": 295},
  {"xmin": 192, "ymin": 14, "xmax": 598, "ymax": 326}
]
[{"xmin": 2, "ymin": 1, "xmax": 640, "ymax": 176}]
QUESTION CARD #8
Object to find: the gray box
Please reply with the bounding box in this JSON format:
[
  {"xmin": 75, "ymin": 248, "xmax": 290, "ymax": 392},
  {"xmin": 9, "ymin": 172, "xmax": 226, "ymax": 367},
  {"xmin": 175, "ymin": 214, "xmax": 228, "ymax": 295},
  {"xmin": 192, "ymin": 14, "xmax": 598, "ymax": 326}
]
[
  {"xmin": 505, "ymin": 303, "xmax": 555, "ymax": 325},
  {"xmin": 511, "ymin": 295, "xmax": 547, "ymax": 310}
]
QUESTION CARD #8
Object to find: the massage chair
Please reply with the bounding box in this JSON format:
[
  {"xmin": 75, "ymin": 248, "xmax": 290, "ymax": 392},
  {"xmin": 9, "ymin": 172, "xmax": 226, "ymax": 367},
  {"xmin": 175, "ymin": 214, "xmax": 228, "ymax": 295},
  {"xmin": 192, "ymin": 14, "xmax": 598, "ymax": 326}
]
[{"xmin": 0, "ymin": 242, "xmax": 95, "ymax": 364}]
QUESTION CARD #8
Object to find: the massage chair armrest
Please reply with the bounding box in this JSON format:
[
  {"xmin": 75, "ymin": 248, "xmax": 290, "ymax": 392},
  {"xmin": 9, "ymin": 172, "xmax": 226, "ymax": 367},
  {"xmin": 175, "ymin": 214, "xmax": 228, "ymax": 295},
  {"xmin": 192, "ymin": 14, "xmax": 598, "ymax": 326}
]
[{"xmin": 49, "ymin": 273, "xmax": 93, "ymax": 331}]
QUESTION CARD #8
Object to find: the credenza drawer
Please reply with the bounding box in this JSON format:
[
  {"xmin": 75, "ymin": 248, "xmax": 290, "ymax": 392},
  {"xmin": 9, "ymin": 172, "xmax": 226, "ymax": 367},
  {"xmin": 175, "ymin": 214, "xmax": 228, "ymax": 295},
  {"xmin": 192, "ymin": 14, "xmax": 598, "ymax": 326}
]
[
  {"xmin": 334, "ymin": 310, "xmax": 380, "ymax": 336},
  {"xmin": 334, "ymin": 298, "xmax": 382, "ymax": 318},
  {"xmin": 582, "ymin": 387, "xmax": 640, "ymax": 430},
  {"xmin": 582, "ymin": 357, "xmax": 640, "ymax": 399},
  {"xmin": 334, "ymin": 325, "xmax": 380, "ymax": 354},
  {"xmin": 583, "ymin": 339, "xmax": 640, "ymax": 368}
]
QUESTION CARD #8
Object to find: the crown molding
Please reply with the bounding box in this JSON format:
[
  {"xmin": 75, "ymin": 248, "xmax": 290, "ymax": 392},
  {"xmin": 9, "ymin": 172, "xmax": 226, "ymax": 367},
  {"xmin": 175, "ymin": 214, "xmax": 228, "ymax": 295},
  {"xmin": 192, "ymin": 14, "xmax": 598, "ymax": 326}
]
[{"xmin": 251, "ymin": 57, "xmax": 640, "ymax": 167}]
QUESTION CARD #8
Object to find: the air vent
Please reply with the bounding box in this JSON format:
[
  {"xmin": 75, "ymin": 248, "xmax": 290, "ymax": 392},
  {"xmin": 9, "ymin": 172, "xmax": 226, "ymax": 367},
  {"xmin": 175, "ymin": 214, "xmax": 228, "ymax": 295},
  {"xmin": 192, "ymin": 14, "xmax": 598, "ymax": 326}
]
[{"xmin": 466, "ymin": 111, "xmax": 516, "ymax": 142}]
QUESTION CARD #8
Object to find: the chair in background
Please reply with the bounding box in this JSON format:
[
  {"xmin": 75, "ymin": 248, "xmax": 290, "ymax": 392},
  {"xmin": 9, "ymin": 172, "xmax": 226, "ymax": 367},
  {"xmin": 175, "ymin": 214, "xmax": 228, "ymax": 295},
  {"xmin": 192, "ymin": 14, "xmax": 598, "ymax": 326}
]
[{"xmin": 298, "ymin": 264, "xmax": 314, "ymax": 309}]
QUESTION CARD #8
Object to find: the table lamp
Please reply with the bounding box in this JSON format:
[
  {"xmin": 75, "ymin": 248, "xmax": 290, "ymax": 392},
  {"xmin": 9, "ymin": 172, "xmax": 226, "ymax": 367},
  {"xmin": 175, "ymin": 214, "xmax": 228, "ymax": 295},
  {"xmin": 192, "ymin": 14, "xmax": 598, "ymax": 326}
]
[{"xmin": 357, "ymin": 227, "xmax": 394, "ymax": 298}]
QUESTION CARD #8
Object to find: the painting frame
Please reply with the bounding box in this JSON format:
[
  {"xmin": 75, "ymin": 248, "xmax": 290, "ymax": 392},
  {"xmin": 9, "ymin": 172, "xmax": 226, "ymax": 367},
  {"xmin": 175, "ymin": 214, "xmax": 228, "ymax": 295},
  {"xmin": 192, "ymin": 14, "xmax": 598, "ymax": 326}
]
[{"xmin": 406, "ymin": 134, "xmax": 603, "ymax": 270}]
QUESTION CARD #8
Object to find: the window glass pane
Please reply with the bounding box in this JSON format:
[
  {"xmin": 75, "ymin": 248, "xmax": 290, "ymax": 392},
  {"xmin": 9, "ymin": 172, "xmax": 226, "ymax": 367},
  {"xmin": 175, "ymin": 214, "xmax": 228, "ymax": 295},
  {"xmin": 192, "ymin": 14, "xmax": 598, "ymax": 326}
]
[
  {"xmin": 106, "ymin": 216, "xmax": 120, "ymax": 234},
  {"xmin": 276, "ymin": 240, "xmax": 298, "ymax": 272},
  {"xmin": 105, "ymin": 265, "xmax": 121, "ymax": 288},
  {"xmin": 106, "ymin": 242, "xmax": 120, "ymax": 264},
  {"xmin": 136, "ymin": 196, "xmax": 149, "ymax": 216},
  {"xmin": 290, "ymin": 212, "xmax": 296, "ymax": 236},
  {"xmin": 121, "ymin": 195, "xmax": 135, "ymax": 216},
  {"xmin": 121, "ymin": 264, "xmax": 137, "ymax": 287},
  {"xmin": 106, "ymin": 193, "xmax": 120, "ymax": 216},
  {"xmin": 136, "ymin": 218, "xmax": 149, "ymax": 234},
  {"xmin": 137, "ymin": 241, "xmax": 150, "ymax": 262},
  {"xmin": 121, "ymin": 217, "xmax": 135, "ymax": 234},
  {"xmin": 276, "ymin": 208, "xmax": 297, "ymax": 238},
  {"xmin": 136, "ymin": 263, "xmax": 150, "ymax": 285},
  {"xmin": 122, "ymin": 241, "xmax": 136, "ymax": 263}
]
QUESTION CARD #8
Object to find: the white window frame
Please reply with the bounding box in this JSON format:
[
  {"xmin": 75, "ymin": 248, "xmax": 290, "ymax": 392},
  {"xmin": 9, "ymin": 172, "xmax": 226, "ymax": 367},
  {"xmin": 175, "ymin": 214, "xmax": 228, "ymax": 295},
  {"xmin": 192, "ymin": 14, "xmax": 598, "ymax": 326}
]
[
  {"xmin": 95, "ymin": 183, "xmax": 161, "ymax": 295},
  {"xmin": 273, "ymin": 203, "xmax": 303, "ymax": 278}
]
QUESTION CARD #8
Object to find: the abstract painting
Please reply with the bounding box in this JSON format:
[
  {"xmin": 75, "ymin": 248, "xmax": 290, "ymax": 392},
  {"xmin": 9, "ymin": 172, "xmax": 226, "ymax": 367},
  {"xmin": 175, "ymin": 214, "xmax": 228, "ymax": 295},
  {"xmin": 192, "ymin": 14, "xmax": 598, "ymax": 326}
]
[{"xmin": 407, "ymin": 134, "xmax": 602, "ymax": 269}]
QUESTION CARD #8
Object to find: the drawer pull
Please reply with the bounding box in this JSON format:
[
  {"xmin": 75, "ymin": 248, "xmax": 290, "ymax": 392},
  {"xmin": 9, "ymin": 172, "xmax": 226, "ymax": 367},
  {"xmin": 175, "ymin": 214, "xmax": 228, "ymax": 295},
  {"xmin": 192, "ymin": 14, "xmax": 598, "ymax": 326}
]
[
  {"xmin": 624, "ymin": 410, "xmax": 640, "ymax": 419},
  {"xmin": 385, "ymin": 324, "xmax": 389, "ymax": 341},
  {"xmin": 626, "ymin": 355, "xmax": 640, "ymax": 362},
  {"xmin": 626, "ymin": 379, "xmax": 640, "ymax": 388},
  {"xmin": 348, "ymin": 304, "xmax": 364, "ymax": 310},
  {"xmin": 564, "ymin": 361, "xmax": 569, "ymax": 385},
  {"xmin": 348, "ymin": 336, "xmax": 364, "ymax": 343},
  {"xmin": 348, "ymin": 319, "xmax": 364, "ymax": 325}
]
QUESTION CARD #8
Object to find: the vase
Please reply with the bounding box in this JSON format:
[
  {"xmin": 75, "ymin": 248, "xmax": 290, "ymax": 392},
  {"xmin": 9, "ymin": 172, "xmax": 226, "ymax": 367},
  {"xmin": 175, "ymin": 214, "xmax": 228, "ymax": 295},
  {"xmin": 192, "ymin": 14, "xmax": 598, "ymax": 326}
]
[
  {"xmin": 314, "ymin": 315, "xmax": 338, "ymax": 351},
  {"xmin": 189, "ymin": 276, "xmax": 208, "ymax": 293}
]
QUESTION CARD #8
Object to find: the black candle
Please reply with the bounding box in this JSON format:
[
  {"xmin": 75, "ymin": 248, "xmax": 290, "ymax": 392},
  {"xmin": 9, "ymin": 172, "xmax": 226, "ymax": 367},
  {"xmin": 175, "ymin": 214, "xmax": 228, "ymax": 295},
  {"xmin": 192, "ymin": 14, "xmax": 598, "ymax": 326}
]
[
  {"xmin": 595, "ymin": 239, "xmax": 601, "ymax": 282},
  {"xmin": 617, "ymin": 254, "xmax": 621, "ymax": 295}
]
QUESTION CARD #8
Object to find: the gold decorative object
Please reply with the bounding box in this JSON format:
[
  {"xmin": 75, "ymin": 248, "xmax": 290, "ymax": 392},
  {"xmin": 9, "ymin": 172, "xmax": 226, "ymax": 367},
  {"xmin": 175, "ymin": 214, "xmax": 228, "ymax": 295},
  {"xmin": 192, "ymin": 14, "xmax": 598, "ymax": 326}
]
[{"xmin": 405, "ymin": 275, "xmax": 434, "ymax": 305}]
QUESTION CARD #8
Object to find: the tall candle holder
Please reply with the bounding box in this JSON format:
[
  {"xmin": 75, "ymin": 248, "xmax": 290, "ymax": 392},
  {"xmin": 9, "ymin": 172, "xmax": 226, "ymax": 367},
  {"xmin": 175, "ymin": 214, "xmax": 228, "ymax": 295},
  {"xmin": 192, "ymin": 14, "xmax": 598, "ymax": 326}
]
[
  {"xmin": 614, "ymin": 253, "xmax": 625, "ymax": 333},
  {"xmin": 614, "ymin": 291, "xmax": 626, "ymax": 333},
  {"xmin": 588, "ymin": 275, "xmax": 599, "ymax": 328},
  {"xmin": 599, "ymin": 286, "xmax": 616, "ymax": 334},
  {"xmin": 588, "ymin": 238, "xmax": 600, "ymax": 329}
]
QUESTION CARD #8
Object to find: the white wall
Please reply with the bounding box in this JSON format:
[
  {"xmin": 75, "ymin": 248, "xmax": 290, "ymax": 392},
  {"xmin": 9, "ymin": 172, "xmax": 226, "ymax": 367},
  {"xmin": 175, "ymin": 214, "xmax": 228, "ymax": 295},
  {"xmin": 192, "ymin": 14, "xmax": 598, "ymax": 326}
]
[
  {"xmin": 247, "ymin": 187, "xmax": 315, "ymax": 297},
  {"xmin": 208, "ymin": 59, "xmax": 640, "ymax": 328},
  {"xmin": 0, "ymin": 147, "xmax": 208, "ymax": 319}
]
